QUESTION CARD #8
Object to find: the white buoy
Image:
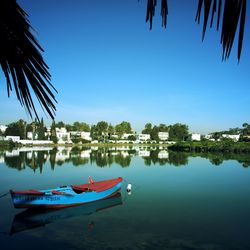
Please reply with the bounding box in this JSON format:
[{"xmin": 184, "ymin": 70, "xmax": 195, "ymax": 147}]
[{"xmin": 127, "ymin": 183, "xmax": 132, "ymax": 193}]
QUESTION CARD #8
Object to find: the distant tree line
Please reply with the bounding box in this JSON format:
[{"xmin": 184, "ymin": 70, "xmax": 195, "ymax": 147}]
[
  {"xmin": 209, "ymin": 123, "xmax": 250, "ymax": 141},
  {"xmin": 2, "ymin": 119, "xmax": 250, "ymax": 143},
  {"xmin": 142, "ymin": 122, "xmax": 189, "ymax": 141}
]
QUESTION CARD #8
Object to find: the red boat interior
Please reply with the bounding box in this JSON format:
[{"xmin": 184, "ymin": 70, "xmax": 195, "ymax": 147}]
[
  {"xmin": 71, "ymin": 177, "xmax": 123, "ymax": 193},
  {"xmin": 11, "ymin": 177, "xmax": 123, "ymax": 195}
]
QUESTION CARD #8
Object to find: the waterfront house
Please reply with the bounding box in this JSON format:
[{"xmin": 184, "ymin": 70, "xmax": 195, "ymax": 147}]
[
  {"xmin": 204, "ymin": 134, "xmax": 213, "ymax": 140},
  {"xmin": 5, "ymin": 136, "xmax": 20, "ymax": 142},
  {"xmin": 0, "ymin": 125, "xmax": 7, "ymax": 133},
  {"xmin": 138, "ymin": 134, "xmax": 150, "ymax": 141},
  {"xmin": 27, "ymin": 131, "xmax": 38, "ymax": 140},
  {"xmin": 70, "ymin": 131, "xmax": 92, "ymax": 141},
  {"xmin": 56, "ymin": 128, "xmax": 72, "ymax": 144},
  {"xmin": 221, "ymin": 134, "xmax": 240, "ymax": 142},
  {"xmin": 158, "ymin": 132, "xmax": 169, "ymax": 141},
  {"xmin": 189, "ymin": 133, "xmax": 201, "ymax": 141},
  {"xmin": 80, "ymin": 131, "xmax": 92, "ymax": 141}
]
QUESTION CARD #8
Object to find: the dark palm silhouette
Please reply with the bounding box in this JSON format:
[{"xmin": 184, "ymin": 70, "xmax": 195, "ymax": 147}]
[
  {"xmin": 146, "ymin": 0, "xmax": 246, "ymax": 62},
  {"xmin": 0, "ymin": 0, "xmax": 247, "ymax": 120},
  {"xmin": 0, "ymin": 0, "xmax": 57, "ymax": 120}
]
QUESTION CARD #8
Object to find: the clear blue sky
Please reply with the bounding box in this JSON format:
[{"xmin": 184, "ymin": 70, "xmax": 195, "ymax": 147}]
[{"xmin": 0, "ymin": 0, "xmax": 249, "ymax": 134}]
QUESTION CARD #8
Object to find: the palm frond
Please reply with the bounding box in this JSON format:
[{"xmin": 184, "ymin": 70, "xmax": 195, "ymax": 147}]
[
  {"xmin": 0, "ymin": 0, "xmax": 57, "ymax": 120},
  {"xmin": 146, "ymin": 0, "xmax": 168, "ymax": 30},
  {"xmin": 161, "ymin": 0, "xmax": 168, "ymax": 28},
  {"xmin": 195, "ymin": 0, "xmax": 247, "ymax": 61}
]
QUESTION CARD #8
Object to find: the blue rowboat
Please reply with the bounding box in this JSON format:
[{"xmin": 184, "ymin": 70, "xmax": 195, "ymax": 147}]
[
  {"xmin": 10, "ymin": 177, "xmax": 123, "ymax": 209},
  {"xmin": 10, "ymin": 193, "xmax": 122, "ymax": 235}
]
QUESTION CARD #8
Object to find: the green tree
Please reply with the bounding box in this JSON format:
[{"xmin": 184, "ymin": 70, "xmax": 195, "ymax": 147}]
[
  {"xmin": 37, "ymin": 118, "xmax": 46, "ymax": 140},
  {"xmin": 72, "ymin": 122, "xmax": 90, "ymax": 132},
  {"xmin": 108, "ymin": 124, "xmax": 115, "ymax": 139},
  {"xmin": 242, "ymin": 123, "xmax": 250, "ymax": 136},
  {"xmin": 65, "ymin": 124, "xmax": 73, "ymax": 131},
  {"xmin": 158, "ymin": 124, "xmax": 168, "ymax": 132},
  {"xmin": 5, "ymin": 119, "xmax": 26, "ymax": 139},
  {"xmin": 169, "ymin": 123, "xmax": 189, "ymax": 141},
  {"xmin": 96, "ymin": 121, "xmax": 109, "ymax": 141},
  {"xmin": 142, "ymin": 123, "xmax": 152, "ymax": 134},
  {"xmin": 50, "ymin": 120, "xmax": 58, "ymax": 143},
  {"xmin": 56, "ymin": 121, "xmax": 65, "ymax": 128},
  {"xmin": 115, "ymin": 121, "xmax": 132, "ymax": 138},
  {"xmin": 150, "ymin": 125, "xmax": 159, "ymax": 141},
  {"xmin": 128, "ymin": 135, "xmax": 136, "ymax": 141}
]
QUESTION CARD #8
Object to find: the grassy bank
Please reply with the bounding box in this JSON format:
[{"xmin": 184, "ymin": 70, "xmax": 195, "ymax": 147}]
[{"xmin": 169, "ymin": 141, "xmax": 250, "ymax": 153}]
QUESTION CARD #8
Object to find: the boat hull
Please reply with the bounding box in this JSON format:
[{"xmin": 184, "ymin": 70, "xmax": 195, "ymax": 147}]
[
  {"xmin": 10, "ymin": 193, "xmax": 122, "ymax": 235},
  {"xmin": 10, "ymin": 177, "xmax": 122, "ymax": 208}
]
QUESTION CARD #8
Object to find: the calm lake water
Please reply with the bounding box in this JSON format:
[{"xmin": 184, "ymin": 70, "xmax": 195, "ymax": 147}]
[{"xmin": 0, "ymin": 146, "xmax": 250, "ymax": 250}]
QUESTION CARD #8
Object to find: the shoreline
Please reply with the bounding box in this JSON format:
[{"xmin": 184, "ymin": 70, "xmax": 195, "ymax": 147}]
[{"xmin": 1, "ymin": 140, "xmax": 250, "ymax": 154}]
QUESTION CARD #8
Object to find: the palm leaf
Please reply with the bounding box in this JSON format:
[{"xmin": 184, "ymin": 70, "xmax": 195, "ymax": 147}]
[
  {"xmin": 0, "ymin": 0, "xmax": 57, "ymax": 120},
  {"xmin": 146, "ymin": 0, "xmax": 168, "ymax": 29},
  {"xmin": 195, "ymin": 0, "xmax": 247, "ymax": 61}
]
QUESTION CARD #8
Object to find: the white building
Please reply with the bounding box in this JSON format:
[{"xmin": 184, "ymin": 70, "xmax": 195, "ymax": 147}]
[
  {"xmin": 158, "ymin": 132, "xmax": 169, "ymax": 141},
  {"xmin": 0, "ymin": 125, "xmax": 7, "ymax": 133},
  {"xmin": 19, "ymin": 140, "xmax": 53, "ymax": 145},
  {"xmin": 56, "ymin": 128, "xmax": 71, "ymax": 143},
  {"xmin": 138, "ymin": 134, "xmax": 150, "ymax": 141},
  {"xmin": 27, "ymin": 131, "xmax": 38, "ymax": 140},
  {"xmin": 189, "ymin": 133, "xmax": 201, "ymax": 141},
  {"xmin": 80, "ymin": 131, "xmax": 92, "ymax": 141},
  {"xmin": 204, "ymin": 134, "xmax": 213, "ymax": 140},
  {"xmin": 5, "ymin": 136, "xmax": 20, "ymax": 142},
  {"xmin": 221, "ymin": 134, "xmax": 240, "ymax": 142},
  {"xmin": 70, "ymin": 131, "xmax": 92, "ymax": 141}
]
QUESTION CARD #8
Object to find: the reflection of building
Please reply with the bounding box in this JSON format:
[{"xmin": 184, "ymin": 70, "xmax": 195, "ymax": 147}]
[
  {"xmin": 0, "ymin": 156, "xmax": 4, "ymax": 163},
  {"xmin": 158, "ymin": 132, "xmax": 169, "ymax": 141},
  {"xmin": 121, "ymin": 152, "xmax": 129, "ymax": 157},
  {"xmin": 158, "ymin": 150, "xmax": 169, "ymax": 159},
  {"xmin": 27, "ymin": 152, "xmax": 33, "ymax": 160},
  {"xmin": 80, "ymin": 150, "xmax": 91, "ymax": 158},
  {"xmin": 138, "ymin": 150, "xmax": 150, "ymax": 157},
  {"xmin": 55, "ymin": 147, "xmax": 71, "ymax": 161},
  {"xmin": 5, "ymin": 150, "xmax": 20, "ymax": 157}
]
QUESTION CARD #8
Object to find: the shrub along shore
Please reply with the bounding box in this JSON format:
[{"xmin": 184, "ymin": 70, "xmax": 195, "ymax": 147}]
[{"xmin": 169, "ymin": 141, "xmax": 250, "ymax": 153}]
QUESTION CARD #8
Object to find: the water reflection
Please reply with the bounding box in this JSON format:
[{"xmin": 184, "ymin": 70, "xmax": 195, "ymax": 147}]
[
  {"xmin": 1, "ymin": 146, "xmax": 250, "ymax": 171},
  {"xmin": 10, "ymin": 193, "xmax": 122, "ymax": 236}
]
